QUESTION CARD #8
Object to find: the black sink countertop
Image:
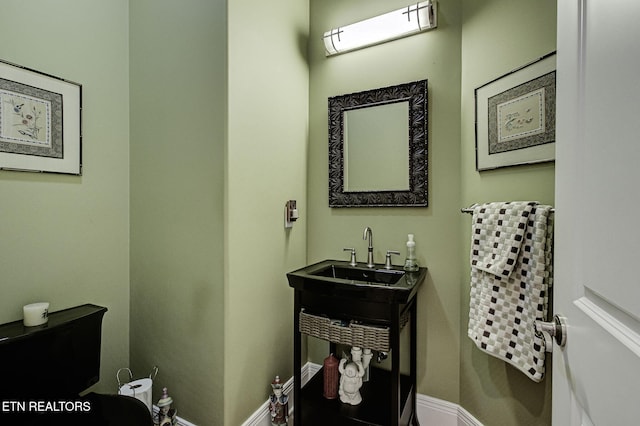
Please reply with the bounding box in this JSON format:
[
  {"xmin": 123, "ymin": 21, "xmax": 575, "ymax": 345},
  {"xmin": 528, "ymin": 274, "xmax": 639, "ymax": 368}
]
[{"xmin": 287, "ymin": 259, "xmax": 426, "ymax": 304}]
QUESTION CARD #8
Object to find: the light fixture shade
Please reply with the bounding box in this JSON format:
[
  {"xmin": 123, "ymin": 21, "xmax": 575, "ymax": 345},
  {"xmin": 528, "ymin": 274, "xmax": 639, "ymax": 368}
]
[{"xmin": 323, "ymin": 1, "xmax": 437, "ymax": 56}]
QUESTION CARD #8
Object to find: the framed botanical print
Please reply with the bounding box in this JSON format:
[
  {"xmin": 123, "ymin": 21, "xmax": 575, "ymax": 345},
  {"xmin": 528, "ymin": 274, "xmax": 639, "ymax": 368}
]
[
  {"xmin": 475, "ymin": 52, "xmax": 556, "ymax": 171},
  {"xmin": 0, "ymin": 59, "xmax": 82, "ymax": 175}
]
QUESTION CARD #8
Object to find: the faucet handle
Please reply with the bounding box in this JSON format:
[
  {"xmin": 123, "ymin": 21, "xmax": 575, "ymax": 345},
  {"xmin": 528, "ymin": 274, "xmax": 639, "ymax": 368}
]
[
  {"xmin": 385, "ymin": 250, "xmax": 401, "ymax": 269},
  {"xmin": 343, "ymin": 248, "xmax": 357, "ymax": 266}
]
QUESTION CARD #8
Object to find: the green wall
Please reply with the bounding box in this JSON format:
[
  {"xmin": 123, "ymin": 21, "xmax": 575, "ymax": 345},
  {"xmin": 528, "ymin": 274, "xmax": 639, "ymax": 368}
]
[
  {"xmin": 225, "ymin": 1, "xmax": 309, "ymax": 424},
  {"xmin": 1, "ymin": 1, "xmax": 557, "ymax": 424},
  {"xmin": 309, "ymin": 0, "xmax": 556, "ymax": 424},
  {"xmin": 0, "ymin": 0, "xmax": 130, "ymax": 393},
  {"xmin": 308, "ymin": 0, "xmax": 463, "ymax": 403},
  {"xmin": 459, "ymin": 0, "xmax": 556, "ymax": 425},
  {"xmin": 129, "ymin": 1, "xmax": 227, "ymax": 424},
  {"xmin": 130, "ymin": 0, "xmax": 308, "ymax": 424}
]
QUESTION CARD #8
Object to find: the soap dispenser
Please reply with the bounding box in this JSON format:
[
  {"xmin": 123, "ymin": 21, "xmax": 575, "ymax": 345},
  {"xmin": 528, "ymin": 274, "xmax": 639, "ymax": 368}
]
[{"xmin": 403, "ymin": 234, "xmax": 419, "ymax": 272}]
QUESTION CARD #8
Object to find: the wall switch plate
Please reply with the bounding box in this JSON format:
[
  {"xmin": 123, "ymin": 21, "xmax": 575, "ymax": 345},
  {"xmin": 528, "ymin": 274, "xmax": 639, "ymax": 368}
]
[{"xmin": 285, "ymin": 200, "xmax": 298, "ymax": 228}]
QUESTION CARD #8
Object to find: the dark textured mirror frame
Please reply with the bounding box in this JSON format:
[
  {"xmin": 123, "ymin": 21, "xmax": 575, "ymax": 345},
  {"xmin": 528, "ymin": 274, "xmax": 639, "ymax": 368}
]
[{"xmin": 328, "ymin": 79, "xmax": 428, "ymax": 207}]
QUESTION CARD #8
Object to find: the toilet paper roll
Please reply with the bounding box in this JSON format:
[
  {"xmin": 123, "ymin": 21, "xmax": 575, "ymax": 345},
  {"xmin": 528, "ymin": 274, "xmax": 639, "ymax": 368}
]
[
  {"xmin": 119, "ymin": 378, "xmax": 153, "ymax": 413},
  {"xmin": 23, "ymin": 302, "xmax": 49, "ymax": 327}
]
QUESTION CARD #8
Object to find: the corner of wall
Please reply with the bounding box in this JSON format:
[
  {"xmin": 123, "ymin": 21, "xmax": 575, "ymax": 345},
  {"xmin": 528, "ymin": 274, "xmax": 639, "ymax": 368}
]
[{"xmin": 459, "ymin": 0, "xmax": 556, "ymax": 424}]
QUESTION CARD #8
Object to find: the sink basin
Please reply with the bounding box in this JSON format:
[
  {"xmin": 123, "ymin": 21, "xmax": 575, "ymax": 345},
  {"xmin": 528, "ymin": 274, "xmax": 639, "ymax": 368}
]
[
  {"xmin": 310, "ymin": 264, "xmax": 404, "ymax": 285},
  {"xmin": 287, "ymin": 259, "xmax": 426, "ymax": 304}
]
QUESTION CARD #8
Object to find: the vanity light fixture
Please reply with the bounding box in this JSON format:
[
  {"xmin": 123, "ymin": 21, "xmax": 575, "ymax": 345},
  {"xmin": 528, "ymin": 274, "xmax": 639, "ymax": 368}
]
[{"xmin": 323, "ymin": 1, "xmax": 437, "ymax": 56}]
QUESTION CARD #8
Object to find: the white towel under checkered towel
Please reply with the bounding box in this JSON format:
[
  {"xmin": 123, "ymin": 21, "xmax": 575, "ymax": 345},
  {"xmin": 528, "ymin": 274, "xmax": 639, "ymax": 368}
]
[{"xmin": 468, "ymin": 201, "xmax": 554, "ymax": 382}]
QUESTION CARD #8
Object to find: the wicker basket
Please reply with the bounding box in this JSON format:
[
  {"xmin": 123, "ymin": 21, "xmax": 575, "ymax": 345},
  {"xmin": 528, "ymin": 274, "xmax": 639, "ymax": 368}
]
[{"xmin": 298, "ymin": 310, "xmax": 409, "ymax": 352}]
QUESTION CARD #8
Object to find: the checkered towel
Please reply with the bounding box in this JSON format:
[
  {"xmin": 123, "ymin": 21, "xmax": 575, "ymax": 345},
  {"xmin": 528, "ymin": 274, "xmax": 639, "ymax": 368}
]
[{"xmin": 468, "ymin": 201, "xmax": 554, "ymax": 382}]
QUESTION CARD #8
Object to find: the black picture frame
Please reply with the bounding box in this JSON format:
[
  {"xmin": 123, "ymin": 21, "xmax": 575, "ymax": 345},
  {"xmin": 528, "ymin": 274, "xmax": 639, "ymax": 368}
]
[
  {"xmin": 0, "ymin": 59, "xmax": 82, "ymax": 175},
  {"xmin": 475, "ymin": 52, "xmax": 556, "ymax": 171},
  {"xmin": 328, "ymin": 79, "xmax": 428, "ymax": 207}
]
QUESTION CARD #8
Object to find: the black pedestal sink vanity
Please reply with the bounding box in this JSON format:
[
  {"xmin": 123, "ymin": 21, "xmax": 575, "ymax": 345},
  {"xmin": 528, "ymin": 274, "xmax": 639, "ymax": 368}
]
[{"xmin": 287, "ymin": 259, "xmax": 426, "ymax": 426}]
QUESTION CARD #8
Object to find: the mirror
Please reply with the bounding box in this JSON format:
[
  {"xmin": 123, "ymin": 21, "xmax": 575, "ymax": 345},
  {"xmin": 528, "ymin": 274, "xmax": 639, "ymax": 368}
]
[
  {"xmin": 344, "ymin": 102, "xmax": 410, "ymax": 192},
  {"xmin": 328, "ymin": 79, "xmax": 428, "ymax": 207}
]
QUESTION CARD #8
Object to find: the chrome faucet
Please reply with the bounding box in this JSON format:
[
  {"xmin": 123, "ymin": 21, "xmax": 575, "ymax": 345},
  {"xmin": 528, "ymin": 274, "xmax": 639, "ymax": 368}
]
[{"xmin": 363, "ymin": 226, "xmax": 374, "ymax": 268}]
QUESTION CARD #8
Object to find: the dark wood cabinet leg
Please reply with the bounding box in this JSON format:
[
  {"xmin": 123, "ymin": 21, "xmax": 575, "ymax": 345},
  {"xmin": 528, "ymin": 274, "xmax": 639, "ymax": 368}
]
[
  {"xmin": 391, "ymin": 303, "xmax": 400, "ymax": 426},
  {"xmin": 410, "ymin": 297, "xmax": 420, "ymax": 426},
  {"xmin": 294, "ymin": 291, "xmax": 301, "ymax": 426}
]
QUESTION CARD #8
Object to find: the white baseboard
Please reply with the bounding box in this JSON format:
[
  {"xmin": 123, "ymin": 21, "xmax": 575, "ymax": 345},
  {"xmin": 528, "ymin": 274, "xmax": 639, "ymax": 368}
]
[
  {"xmin": 147, "ymin": 363, "xmax": 323, "ymax": 426},
  {"xmin": 415, "ymin": 393, "xmax": 483, "ymax": 426},
  {"xmin": 152, "ymin": 405, "xmax": 198, "ymax": 426},
  {"xmin": 458, "ymin": 404, "xmax": 483, "ymax": 426},
  {"xmin": 241, "ymin": 362, "xmax": 319, "ymax": 426},
  {"xmin": 241, "ymin": 362, "xmax": 483, "ymax": 426}
]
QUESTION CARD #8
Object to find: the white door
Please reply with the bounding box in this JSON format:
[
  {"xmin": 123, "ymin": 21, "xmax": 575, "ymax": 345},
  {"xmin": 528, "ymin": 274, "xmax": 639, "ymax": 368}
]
[{"xmin": 554, "ymin": 1, "xmax": 640, "ymax": 425}]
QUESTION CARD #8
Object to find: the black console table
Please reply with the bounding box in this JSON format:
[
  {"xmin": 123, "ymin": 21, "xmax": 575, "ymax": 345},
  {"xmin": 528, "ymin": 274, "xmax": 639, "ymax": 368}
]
[{"xmin": 288, "ymin": 260, "xmax": 426, "ymax": 426}]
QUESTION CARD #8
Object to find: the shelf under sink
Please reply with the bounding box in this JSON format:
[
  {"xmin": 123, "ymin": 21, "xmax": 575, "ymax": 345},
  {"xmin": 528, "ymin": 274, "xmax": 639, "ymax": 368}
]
[{"xmin": 298, "ymin": 366, "xmax": 414, "ymax": 426}]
